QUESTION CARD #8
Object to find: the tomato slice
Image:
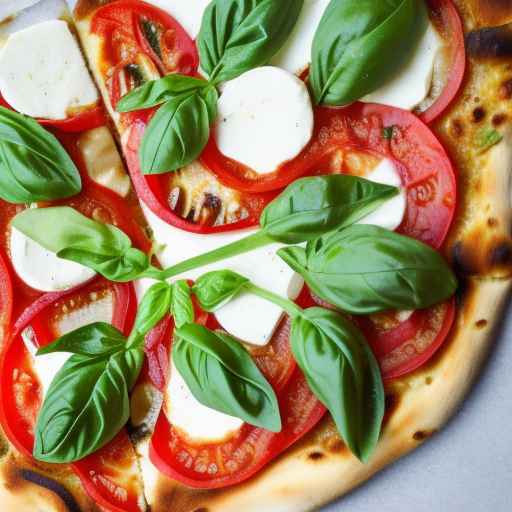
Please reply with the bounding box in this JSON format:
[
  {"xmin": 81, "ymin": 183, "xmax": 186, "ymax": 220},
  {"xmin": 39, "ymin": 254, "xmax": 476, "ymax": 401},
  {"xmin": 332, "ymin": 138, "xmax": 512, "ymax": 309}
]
[
  {"xmin": 420, "ymin": 0, "xmax": 465, "ymax": 124},
  {"xmin": 0, "ymin": 279, "xmax": 143, "ymax": 512},
  {"xmin": 0, "ymin": 252, "xmax": 13, "ymax": 342}
]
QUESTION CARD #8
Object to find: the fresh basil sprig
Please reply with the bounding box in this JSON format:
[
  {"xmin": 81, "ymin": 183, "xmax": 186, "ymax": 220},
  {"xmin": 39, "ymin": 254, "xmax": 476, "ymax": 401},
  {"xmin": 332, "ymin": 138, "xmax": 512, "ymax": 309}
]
[
  {"xmin": 198, "ymin": 0, "xmax": 304, "ymax": 84},
  {"xmin": 174, "ymin": 323, "xmax": 281, "ymax": 431},
  {"xmin": 12, "ymin": 207, "xmax": 150, "ymax": 282},
  {"xmin": 309, "ymin": 0, "xmax": 423, "ymax": 105},
  {"xmin": 291, "ymin": 308, "xmax": 384, "ymax": 462},
  {"xmin": 193, "ymin": 270, "xmax": 250, "ymax": 311},
  {"xmin": 279, "ymin": 225, "xmax": 457, "ymax": 314},
  {"xmin": 0, "ymin": 106, "xmax": 81, "ymax": 204}
]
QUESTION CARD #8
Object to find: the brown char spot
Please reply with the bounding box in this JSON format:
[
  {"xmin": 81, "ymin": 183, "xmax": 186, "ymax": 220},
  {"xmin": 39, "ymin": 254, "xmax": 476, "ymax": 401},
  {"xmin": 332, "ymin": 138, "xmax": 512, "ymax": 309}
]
[
  {"xmin": 308, "ymin": 451, "xmax": 325, "ymax": 461},
  {"xmin": 487, "ymin": 217, "xmax": 499, "ymax": 228},
  {"xmin": 489, "ymin": 242, "xmax": 512, "ymax": 267},
  {"xmin": 472, "ymin": 107, "xmax": 486, "ymax": 123},
  {"xmin": 193, "ymin": 508, "xmax": 209, "ymax": 512},
  {"xmin": 326, "ymin": 438, "xmax": 345, "ymax": 454},
  {"xmin": 425, "ymin": 376, "xmax": 433, "ymax": 385},
  {"xmin": 476, "ymin": 319, "xmax": 488, "ymax": 329},
  {"xmin": 452, "ymin": 242, "xmax": 477, "ymax": 276},
  {"xmin": 466, "ymin": 24, "xmax": 512, "ymax": 59},
  {"xmin": 492, "ymin": 113, "xmax": 507, "ymax": 126},
  {"xmin": 413, "ymin": 430, "xmax": 435, "ymax": 442},
  {"xmin": 450, "ymin": 119, "xmax": 464, "ymax": 138},
  {"xmin": 500, "ymin": 78, "xmax": 512, "ymax": 99}
]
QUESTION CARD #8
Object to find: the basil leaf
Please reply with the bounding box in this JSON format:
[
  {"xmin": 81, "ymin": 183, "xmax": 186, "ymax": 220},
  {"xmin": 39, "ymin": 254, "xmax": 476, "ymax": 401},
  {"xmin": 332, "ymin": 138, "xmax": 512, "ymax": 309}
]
[
  {"xmin": 310, "ymin": 0, "xmax": 422, "ymax": 105},
  {"xmin": 193, "ymin": 270, "xmax": 249, "ymax": 311},
  {"xmin": 12, "ymin": 206, "xmax": 150, "ymax": 282},
  {"xmin": 260, "ymin": 175, "xmax": 399, "ymax": 244},
  {"xmin": 198, "ymin": 0, "xmax": 304, "ymax": 83},
  {"xmin": 174, "ymin": 323, "xmax": 281, "ymax": 431},
  {"xmin": 200, "ymin": 84, "xmax": 219, "ymax": 123},
  {"xmin": 140, "ymin": 91, "xmax": 210, "ymax": 173},
  {"xmin": 33, "ymin": 348, "xmax": 144, "ymax": 463},
  {"xmin": 37, "ymin": 323, "xmax": 126, "ymax": 357},
  {"xmin": 477, "ymin": 127, "xmax": 503, "ymax": 153},
  {"xmin": 133, "ymin": 282, "xmax": 172, "ymax": 335},
  {"xmin": 291, "ymin": 308, "xmax": 384, "ymax": 462},
  {"xmin": 171, "ymin": 280, "xmax": 194, "ymax": 328},
  {"xmin": 0, "ymin": 106, "xmax": 81, "ymax": 204},
  {"xmin": 279, "ymin": 225, "xmax": 457, "ymax": 314},
  {"xmin": 116, "ymin": 74, "xmax": 208, "ymax": 112}
]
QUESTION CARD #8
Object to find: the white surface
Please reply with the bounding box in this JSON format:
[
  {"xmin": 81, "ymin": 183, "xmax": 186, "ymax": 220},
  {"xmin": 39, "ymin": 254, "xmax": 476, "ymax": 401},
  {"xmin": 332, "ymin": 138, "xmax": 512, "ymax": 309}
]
[
  {"xmin": 215, "ymin": 66, "xmax": 314, "ymax": 175},
  {"xmin": 0, "ymin": 19, "xmax": 98, "ymax": 119},
  {"xmin": 164, "ymin": 359, "xmax": 243, "ymax": 443},
  {"xmin": 143, "ymin": 204, "xmax": 303, "ymax": 346},
  {"xmin": 324, "ymin": 295, "xmax": 512, "ymax": 511},
  {"xmin": 0, "ymin": 0, "xmax": 41, "ymax": 21}
]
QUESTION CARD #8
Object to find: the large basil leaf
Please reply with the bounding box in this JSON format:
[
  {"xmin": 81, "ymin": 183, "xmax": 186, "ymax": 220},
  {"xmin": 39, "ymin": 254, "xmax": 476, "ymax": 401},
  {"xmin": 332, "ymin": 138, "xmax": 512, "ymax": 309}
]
[
  {"xmin": 193, "ymin": 270, "xmax": 249, "ymax": 311},
  {"xmin": 198, "ymin": 0, "xmax": 304, "ymax": 83},
  {"xmin": 309, "ymin": 0, "xmax": 423, "ymax": 105},
  {"xmin": 140, "ymin": 91, "xmax": 211, "ymax": 173},
  {"xmin": 133, "ymin": 282, "xmax": 172, "ymax": 335},
  {"xmin": 33, "ymin": 348, "xmax": 144, "ymax": 463},
  {"xmin": 0, "ymin": 107, "xmax": 81, "ymax": 203},
  {"xmin": 174, "ymin": 323, "xmax": 281, "ymax": 431},
  {"xmin": 116, "ymin": 74, "xmax": 208, "ymax": 112},
  {"xmin": 171, "ymin": 280, "xmax": 194, "ymax": 328},
  {"xmin": 291, "ymin": 307, "xmax": 384, "ymax": 462},
  {"xmin": 37, "ymin": 323, "xmax": 126, "ymax": 357},
  {"xmin": 260, "ymin": 175, "xmax": 398, "ymax": 244},
  {"xmin": 12, "ymin": 207, "xmax": 150, "ymax": 282},
  {"xmin": 279, "ymin": 225, "xmax": 457, "ymax": 314}
]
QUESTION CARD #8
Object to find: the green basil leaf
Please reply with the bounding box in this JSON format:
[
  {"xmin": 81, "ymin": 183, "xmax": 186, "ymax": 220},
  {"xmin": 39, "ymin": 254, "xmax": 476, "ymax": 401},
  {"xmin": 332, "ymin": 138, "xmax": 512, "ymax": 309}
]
[
  {"xmin": 33, "ymin": 348, "xmax": 144, "ymax": 463},
  {"xmin": 198, "ymin": 0, "xmax": 304, "ymax": 83},
  {"xmin": 37, "ymin": 323, "xmax": 126, "ymax": 357},
  {"xmin": 310, "ymin": 0, "xmax": 423, "ymax": 105},
  {"xmin": 174, "ymin": 323, "xmax": 281, "ymax": 431},
  {"xmin": 279, "ymin": 225, "xmax": 457, "ymax": 314},
  {"xmin": 476, "ymin": 127, "xmax": 503, "ymax": 153},
  {"xmin": 116, "ymin": 74, "xmax": 208, "ymax": 112},
  {"xmin": 291, "ymin": 307, "xmax": 384, "ymax": 462},
  {"xmin": 193, "ymin": 270, "xmax": 249, "ymax": 311},
  {"xmin": 12, "ymin": 206, "xmax": 150, "ymax": 282},
  {"xmin": 133, "ymin": 282, "xmax": 172, "ymax": 335},
  {"xmin": 140, "ymin": 91, "xmax": 210, "ymax": 174},
  {"xmin": 260, "ymin": 175, "xmax": 398, "ymax": 244},
  {"xmin": 171, "ymin": 280, "xmax": 194, "ymax": 328},
  {"xmin": 0, "ymin": 106, "xmax": 81, "ymax": 204},
  {"xmin": 200, "ymin": 84, "xmax": 219, "ymax": 123}
]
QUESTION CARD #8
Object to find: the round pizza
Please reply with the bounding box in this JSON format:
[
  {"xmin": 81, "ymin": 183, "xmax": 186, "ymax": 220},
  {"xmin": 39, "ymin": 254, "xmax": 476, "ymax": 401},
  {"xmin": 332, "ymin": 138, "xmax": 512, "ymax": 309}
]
[{"xmin": 0, "ymin": 0, "xmax": 510, "ymax": 511}]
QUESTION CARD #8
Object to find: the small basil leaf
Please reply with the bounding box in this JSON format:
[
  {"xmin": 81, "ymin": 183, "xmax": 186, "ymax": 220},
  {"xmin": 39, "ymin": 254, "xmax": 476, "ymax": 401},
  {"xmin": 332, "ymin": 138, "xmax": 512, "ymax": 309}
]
[
  {"xmin": 279, "ymin": 225, "xmax": 457, "ymax": 314},
  {"xmin": 171, "ymin": 280, "xmax": 194, "ymax": 328},
  {"xmin": 198, "ymin": 0, "xmax": 304, "ymax": 83},
  {"xmin": 260, "ymin": 175, "xmax": 399, "ymax": 244},
  {"xmin": 0, "ymin": 106, "xmax": 81, "ymax": 204},
  {"xmin": 140, "ymin": 91, "xmax": 210, "ymax": 173},
  {"xmin": 133, "ymin": 282, "xmax": 173, "ymax": 335},
  {"xmin": 291, "ymin": 308, "xmax": 384, "ymax": 462},
  {"xmin": 310, "ymin": 0, "xmax": 422, "ymax": 105},
  {"xmin": 174, "ymin": 323, "xmax": 281, "ymax": 431},
  {"xmin": 476, "ymin": 127, "xmax": 503, "ymax": 153},
  {"xmin": 36, "ymin": 323, "xmax": 126, "ymax": 357},
  {"xmin": 200, "ymin": 84, "xmax": 219, "ymax": 123},
  {"xmin": 116, "ymin": 74, "xmax": 208, "ymax": 112},
  {"xmin": 193, "ymin": 270, "xmax": 249, "ymax": 312},
  {"xmin": 33, "ymin": 348, "xmax": 144, "ymax": 463}
]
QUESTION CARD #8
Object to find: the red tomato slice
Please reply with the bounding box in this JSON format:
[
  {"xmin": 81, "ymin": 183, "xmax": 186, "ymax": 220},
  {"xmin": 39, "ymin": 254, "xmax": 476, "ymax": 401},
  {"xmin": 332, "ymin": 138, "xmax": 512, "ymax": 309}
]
[
  {"xmin": 0, "ymin": 279, "xmax": 143, "ymax": 512},
  {"xmin": 0, "ymin": 252, "xmax": 13, "ymax": 342},
  {"xmin": 420, "ymin": 0, "xmax": 465, "ymax": 124}
]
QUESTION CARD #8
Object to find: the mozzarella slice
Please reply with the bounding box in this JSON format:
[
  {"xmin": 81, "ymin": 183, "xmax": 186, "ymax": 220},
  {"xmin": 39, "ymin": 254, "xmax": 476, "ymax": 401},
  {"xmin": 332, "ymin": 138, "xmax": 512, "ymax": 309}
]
[
  {"xmin": 0, "ymin": 19, "xmax": 98, "ymax": 119},
  {"xmin": 362, "ymin": 22, "xmax": 442, "ymax": 110},
  {"xmin": 271, "ymin": 0, "xmax": 330, "ymax": 75},
  {"xmin": 10, "ymin": 226, "xmax": 96, "ymax": 292},
  {"xmin": 0, "ymin": 0, "xmax": 41, "ymax": 22},
  {"xmin": 164, "ymin": 359, "xmax": 243, "ymax": 443},
  {"xmin": 142, "ymin": 205, "xmax": 303, "ymax": 346},
  {"xmin": 215, "ymin": 66, "xmax": 314, "ymax": 175},
  {"xmin": 357, "ymin": 158, "xmax": 407, "ymax": 231}
]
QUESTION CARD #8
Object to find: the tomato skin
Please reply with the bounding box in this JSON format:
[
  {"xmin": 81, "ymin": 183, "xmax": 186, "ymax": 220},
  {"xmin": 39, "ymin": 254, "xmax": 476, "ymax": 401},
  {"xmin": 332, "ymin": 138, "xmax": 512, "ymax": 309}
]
[
  {"xmin": 0, "ymin": 252, "xmax": 13, "ymax": 340},
  {"xmin": 421, "ymin": 0, "xmax": 465, "ymax": 124}
]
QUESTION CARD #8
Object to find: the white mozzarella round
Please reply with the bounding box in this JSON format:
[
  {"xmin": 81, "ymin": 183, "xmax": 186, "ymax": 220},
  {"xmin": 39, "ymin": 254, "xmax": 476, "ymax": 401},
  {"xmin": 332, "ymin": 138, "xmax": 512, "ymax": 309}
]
[
  {"xmin": 215, "ymin": 66, "xmax": 314, "ymax": 175},
  {"xmin": 357, "ymin": 159, "xmax": 407, "ymax": 231},
  {"xmin": 10, "ymin": 227, "xmax": 96, "ymax": 292},
  {"xmin": 0, "ymin": 0, "xmax": 41, "ymax": 22},
  {"xmin": 0, "ymin": 19, "xmax": 98, "ymax": 120},
  {"xmin": 362, "ymin": 22, "xmax": 442, "ymax": 111},
  {"xmin": 164, "ymin": 359, "xmax": 243, "ymax": 443}
]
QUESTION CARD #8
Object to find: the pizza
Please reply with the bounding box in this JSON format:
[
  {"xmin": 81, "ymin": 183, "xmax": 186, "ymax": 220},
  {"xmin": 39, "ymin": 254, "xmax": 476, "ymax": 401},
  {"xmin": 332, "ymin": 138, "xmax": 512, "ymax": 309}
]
[{"xmin": 0, "ymin": 0, "xmax": 510, "ymax": 511}]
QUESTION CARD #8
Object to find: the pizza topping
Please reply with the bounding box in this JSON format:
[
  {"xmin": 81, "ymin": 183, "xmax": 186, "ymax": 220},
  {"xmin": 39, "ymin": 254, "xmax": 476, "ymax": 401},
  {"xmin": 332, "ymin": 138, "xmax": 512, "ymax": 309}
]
[
  {"xmin": 214, "ymin": 67, "xmax": 314, "ymax": 175},
  {"xmin": 0, "ymin": 0, "xmax": 40, "ymax": 22},
  {"xmin": 0, "ymin": 20, "xmax": 98, "ymax": 120},
  {"xmin": 476, "ymin": 127, "xmax": 504, "ymax": 153}
]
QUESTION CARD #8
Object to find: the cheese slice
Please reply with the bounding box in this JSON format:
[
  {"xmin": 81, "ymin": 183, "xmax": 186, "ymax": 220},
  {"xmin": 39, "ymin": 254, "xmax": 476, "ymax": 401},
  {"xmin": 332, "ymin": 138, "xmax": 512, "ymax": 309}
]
[
  {"xmin": 10, "ymin": 226, "xmax": 96, "ymax": 292},
  {"xmin": 215, "ymin": 66, "xmax": 314, "ymax": 175},
  {"xmin": 0, "ymin": 19, "xmax": 98, "ymax": 119}
]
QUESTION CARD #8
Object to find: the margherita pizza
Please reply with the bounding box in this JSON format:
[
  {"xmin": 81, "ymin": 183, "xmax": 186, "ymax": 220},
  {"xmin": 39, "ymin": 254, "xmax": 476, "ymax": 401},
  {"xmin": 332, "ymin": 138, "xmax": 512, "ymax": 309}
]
[{"xmin": 0, "ymin": 1, "xmax": 510, "ymax": 511}]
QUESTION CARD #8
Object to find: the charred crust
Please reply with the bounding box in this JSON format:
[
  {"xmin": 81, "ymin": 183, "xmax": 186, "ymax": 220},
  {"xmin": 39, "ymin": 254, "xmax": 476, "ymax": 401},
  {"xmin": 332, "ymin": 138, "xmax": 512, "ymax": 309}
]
[
  {"xmin": 472, "ymin": 107, "xmax": 486, "ymax": 123},
  {"xmin": 193, "ymin": 508, "xmax": 209, "ymax": 512},
  {"xmin": 412, "ymin": 430, "xmax": 435, "ymax": 442},
  {"xmin": 492, "ymin": 113, "xmax": 507, "ymax": 126},
  {"xmin": 466, "ymin": 24, "xmax": 512, "ymax": 59},
  {"xmin": 489, "ymin": 242, "xmax": 512, "ymax": 267},
  {"xmin": 20, "ymin": 470, "xmax": 82, "ymax": 512},
  {"xmin": 475, "ymin": 319, "xmax": 489, "ymax": 329},
  {"xmin": 455, "ymin": 277, "xmax": 469, "ymax": 310},
  {"xmin": 308, "ymin": 451, "xmax": 325, "ymax": 461},
  {"xmin": 452, "ymin": 242, "xmax": 477, "ymax": 277},
  {"xmin": 500, "ymin": 78, "xmax": 512, "ymax": 99},
  {"xmin": 450, "ymin": 118, "xmax": 464, "ymax": 138}
]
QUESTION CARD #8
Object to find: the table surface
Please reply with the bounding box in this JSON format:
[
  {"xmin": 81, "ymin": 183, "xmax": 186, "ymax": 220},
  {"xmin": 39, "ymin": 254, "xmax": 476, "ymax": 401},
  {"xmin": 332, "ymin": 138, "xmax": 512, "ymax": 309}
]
[{"xmin": 324, "ymin": 293, "xmax": 512, "ymax": 512}]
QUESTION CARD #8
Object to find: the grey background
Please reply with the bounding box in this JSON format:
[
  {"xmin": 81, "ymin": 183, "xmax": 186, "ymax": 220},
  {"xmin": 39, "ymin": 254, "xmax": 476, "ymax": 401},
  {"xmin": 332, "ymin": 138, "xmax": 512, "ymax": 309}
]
[{"xmin": 324, "ymin": 294, "xmax": 512, "ymax": 512}]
